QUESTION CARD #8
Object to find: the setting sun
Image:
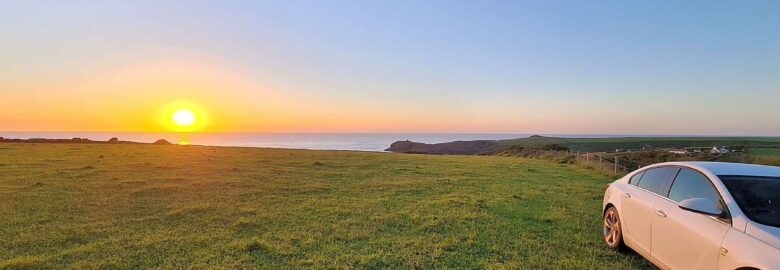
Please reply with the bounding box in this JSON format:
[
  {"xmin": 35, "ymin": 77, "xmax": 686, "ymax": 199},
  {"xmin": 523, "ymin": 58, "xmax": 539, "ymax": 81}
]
[
  {"xmin": 172, "ymin": 109, "xmax": 196, "ymax": 126},
  {"xmin": 160, "ymin": 101, "xmax": 208, "ymax": 132}
]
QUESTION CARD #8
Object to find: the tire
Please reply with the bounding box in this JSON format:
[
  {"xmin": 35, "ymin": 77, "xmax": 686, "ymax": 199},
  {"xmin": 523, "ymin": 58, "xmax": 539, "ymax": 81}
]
[{"xmin": 603, "ymin": 206, "xmax": 624, "ymax": 250}]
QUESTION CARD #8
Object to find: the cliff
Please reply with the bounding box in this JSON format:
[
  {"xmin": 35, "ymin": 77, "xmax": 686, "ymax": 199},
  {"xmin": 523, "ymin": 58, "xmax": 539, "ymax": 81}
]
[{"xmin": 385, "ymin": 140, "xmax": 499, "ymax": 155}]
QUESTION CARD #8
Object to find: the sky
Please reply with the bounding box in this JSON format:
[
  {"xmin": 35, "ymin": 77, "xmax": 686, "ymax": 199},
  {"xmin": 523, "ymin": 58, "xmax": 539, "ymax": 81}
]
[{"xmin": 1, "ymin": 0, "xmax": 779, "ymax": 135}]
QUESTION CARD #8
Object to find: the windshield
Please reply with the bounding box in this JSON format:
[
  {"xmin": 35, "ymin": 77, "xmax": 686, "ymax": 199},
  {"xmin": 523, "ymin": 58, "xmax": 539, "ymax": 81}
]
[{"xmin": 720, "ymin": 175, "xmax": 780, "ymax": 227}]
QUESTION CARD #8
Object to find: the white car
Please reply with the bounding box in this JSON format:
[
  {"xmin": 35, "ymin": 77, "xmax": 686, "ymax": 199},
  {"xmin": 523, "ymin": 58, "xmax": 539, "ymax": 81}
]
[{"xmin": 602, "ymin": 161, "xmax": 780, "ymax": 269}]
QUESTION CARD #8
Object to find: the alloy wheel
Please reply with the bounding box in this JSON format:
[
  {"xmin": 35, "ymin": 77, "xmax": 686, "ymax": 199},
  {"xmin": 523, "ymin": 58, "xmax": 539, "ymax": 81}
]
[{"xmin": 603, "ymin": 208, "xmax": 620, "ymax": 247}]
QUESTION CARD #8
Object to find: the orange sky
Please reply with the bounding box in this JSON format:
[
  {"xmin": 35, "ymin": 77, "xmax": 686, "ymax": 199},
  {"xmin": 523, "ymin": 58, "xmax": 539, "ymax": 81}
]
[
  {"xmin": 3, "ymin": 1, "xmax": 779, "ymax": 135},
  {"xmin": 0, "ymin": 58, "xmax": 555, "ymax": 133},
  {"xmin": 2, "ymin": 56, "xmax": 777, "ymax": 135}
]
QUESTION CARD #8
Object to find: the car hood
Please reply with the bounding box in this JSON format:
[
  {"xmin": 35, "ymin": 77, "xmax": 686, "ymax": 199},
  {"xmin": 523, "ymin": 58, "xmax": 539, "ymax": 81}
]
[{"xmin": 746, "ymin": 221, "xmax": 780, "ymax": 250}]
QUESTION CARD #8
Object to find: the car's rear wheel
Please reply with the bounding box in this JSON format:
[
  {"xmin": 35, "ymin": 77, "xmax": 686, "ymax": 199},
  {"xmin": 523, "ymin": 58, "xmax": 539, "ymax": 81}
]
[{"xmin": 603, "ymin": 207, "xmax": 624, "ymax": 250}]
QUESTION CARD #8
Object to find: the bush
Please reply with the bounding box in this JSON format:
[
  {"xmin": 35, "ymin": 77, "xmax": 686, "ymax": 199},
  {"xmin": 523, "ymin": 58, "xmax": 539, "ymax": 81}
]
[{"xmin": 542, "ymin": 144, "xmax": 570, "ymax": 151}]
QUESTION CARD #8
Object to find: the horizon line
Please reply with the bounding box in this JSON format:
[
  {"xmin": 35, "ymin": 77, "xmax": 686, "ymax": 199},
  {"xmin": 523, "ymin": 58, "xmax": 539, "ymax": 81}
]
[{"xmin": 1, "ymin": 131, "xmax": 779, "ymax": 138}]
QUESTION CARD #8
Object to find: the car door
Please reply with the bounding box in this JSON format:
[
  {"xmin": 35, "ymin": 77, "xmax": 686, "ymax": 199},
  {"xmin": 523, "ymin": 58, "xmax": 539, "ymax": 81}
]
[
  {"xmin": 651, "ymin": 168, "xmax": 731, "ymax": 270},
  {"xmin": 622, "ymin": 166, "xmax": 677, "ymax": 255}
]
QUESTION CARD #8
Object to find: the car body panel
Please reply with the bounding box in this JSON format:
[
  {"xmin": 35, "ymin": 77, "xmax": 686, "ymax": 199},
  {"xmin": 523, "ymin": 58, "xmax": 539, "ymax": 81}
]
[
  {"xmin": 621, "ymin": 185, "xmax": 658, "ymax": 255},
  {"xmin": 719, "ymin": 227, "xmax": 780, "ymax": 270},
  {"xmin": 602, "ymin": 162, "xmax": 780, "ymax": 270},
  {"xmin": 651, "ymin": 196, "xmax": 729, "ymax": 269},
  {"xmin": 745, "ymin": 222, "xmax": 780, "ymax": 250}
]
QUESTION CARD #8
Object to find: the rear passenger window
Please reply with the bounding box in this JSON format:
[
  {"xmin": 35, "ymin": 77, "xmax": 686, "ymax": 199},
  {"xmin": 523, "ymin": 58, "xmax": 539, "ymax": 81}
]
[
  {"xmin": 629, "ymin": 171, "xmax": 644, "ymax": 185},
  {"xmin": 637, "ymin": 167, "xmax": 677, "ymax": 195},
  {"xmin": 668, "ymin": 168, "xmax": 721, "ymax": 203}
]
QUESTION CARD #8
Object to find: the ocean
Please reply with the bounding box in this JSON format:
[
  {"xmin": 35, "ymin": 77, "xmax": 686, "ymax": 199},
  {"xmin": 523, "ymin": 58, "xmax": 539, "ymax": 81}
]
[{"xmin": 0, "ymin": 132, "xmax": 632, "ymax": 152}]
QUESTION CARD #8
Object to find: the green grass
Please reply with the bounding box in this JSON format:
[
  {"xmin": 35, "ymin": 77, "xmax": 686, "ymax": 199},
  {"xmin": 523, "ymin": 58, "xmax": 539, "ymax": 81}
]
[
  {"xmin": 499, "ymin": 136, "xmax": 780, "ymax": 152},
  {"xmin": 747, "ymin": 147, "xmax": 780, "ymax": 157},
  {"xmin": 0, "ymin": 143, "xmax": 652, "ymax": 269},
  {"xmin": 731, "ymin": 147, "xmax": 780, "ymax": 166}
]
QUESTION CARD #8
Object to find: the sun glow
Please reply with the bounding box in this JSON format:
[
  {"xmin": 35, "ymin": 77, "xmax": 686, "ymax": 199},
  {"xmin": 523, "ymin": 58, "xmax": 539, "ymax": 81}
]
[
  {"xmin": 172, "ymin": 109, "xmax": 196, "ymax": 126},
  {"xmin": 161, "ymin": 101, "xmax": 208, "ymax": 132}
]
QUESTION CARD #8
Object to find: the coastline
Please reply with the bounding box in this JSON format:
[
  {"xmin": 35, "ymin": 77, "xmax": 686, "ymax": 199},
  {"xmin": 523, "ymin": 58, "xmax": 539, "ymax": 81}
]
[{"xmin": 0, "ymin": 137, "xmax": 173, "ymax": 145}]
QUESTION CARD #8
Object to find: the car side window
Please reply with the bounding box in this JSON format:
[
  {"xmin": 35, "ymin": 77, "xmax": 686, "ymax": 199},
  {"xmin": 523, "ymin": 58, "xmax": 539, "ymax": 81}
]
[
  {"xmin": 629, "ymin": 170, "xmax": 644, "ymax": 185},
  {"xmin": 637, "ymin": 167, "xmax": 677, "ymax": 195},
  {"xmin": 668, "ymin": 168, "xmax": 721, "ymax": 203}
]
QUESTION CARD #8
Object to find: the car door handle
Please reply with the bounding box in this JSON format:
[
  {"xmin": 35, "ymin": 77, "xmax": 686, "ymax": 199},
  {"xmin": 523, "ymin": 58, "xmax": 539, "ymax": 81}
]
[
  {"xmin": 623, "ymin": 193, "xmax": 631, "ymax": 198},
  {"xmin": 656, "ymin": 210, "xmax": 667, "ymax": 218}
]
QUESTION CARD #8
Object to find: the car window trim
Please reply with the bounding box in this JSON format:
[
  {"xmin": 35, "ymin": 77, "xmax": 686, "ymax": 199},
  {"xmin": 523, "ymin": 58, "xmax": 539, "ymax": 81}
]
[
  {"xmin": 667, "ymin": 166, "xmax": 733, "ymax": 225},
  {"xmin": 629, "ymin": 178, "xmax": 733, "ymax": 227},
  {"xmin": 628, "ymin": 165, "xmax": 732, "ymax": 226},
  {"xmin": 635, "ymin": 166, "xmax": 677, "ymax": 196},
  {"xmin": 629, "ymin": 170, "xmax": 645, "ymax": 186},
  {"xmin": 669, "ymin": 166, "xmax": 729, "ymax": 206},
  {"xmin": 668, "ymin": 167, "xmax": 721, "ymax": 203},
  {"xmin": 660, "ymin": 167, "xmax": 681, "ymax": 197}
]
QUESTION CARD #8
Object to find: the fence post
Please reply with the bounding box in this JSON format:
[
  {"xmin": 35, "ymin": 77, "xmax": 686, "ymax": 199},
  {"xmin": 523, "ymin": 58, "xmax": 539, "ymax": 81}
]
[
  {"xmin": 586, "ymin": 152, "xmax": 590, "ymax": 165},
  {"xmin": 614, "ymin": 156, "xmax": 618, "ymax": 174}
]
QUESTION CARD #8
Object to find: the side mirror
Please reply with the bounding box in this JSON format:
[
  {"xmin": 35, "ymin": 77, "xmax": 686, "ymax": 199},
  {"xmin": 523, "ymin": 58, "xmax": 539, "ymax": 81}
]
[{"xmin": 679, "ymin": 198, "xmax": 723, "ymax": 217}]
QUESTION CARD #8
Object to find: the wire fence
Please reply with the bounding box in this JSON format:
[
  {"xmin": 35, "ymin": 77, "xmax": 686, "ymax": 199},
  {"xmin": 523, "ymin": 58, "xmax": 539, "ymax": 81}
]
[
  {"xmin": 528, "ymin": 146, "xmax": 774, "ymax": 177},
  {"xmin": 556, "ymin": 150, "xmax": 647, "ymax": 176}
]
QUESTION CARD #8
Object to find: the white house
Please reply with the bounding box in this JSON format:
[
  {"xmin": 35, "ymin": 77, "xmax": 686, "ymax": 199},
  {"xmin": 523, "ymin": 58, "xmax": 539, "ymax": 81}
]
[
  {"xmin": 669, "ymin": 149, "xmax": 689, "ymax": 155},
  {"xmin": 711, "ymin": 146, "xmax": 729, "ymax": 154}
]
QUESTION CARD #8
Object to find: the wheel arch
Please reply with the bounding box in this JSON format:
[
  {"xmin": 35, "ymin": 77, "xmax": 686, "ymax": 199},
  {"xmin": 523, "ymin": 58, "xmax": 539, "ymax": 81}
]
[{"xmin": 603, "ymin": 203, "xmax": 615, "ymax": 215}]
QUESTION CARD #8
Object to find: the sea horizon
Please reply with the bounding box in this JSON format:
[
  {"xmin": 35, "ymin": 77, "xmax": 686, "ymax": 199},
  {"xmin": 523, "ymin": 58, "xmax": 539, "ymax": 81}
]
[{"xmin": 1, "ymin": 131, "xmax": 775, "ymax": 152}]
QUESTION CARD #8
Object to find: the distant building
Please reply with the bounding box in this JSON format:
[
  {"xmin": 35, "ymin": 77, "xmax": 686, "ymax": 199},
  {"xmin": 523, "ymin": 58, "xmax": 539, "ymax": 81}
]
[
  {"xmin": 711, "ymin": 146, "xmax": 729, "ymax": 154},
  {"xmin": 730, "ymin": 146, "xmax": 745, "ymax": 153},
  {"xmin": 669, "ymin": 149, "xmax": 690, "ymax": 155}
]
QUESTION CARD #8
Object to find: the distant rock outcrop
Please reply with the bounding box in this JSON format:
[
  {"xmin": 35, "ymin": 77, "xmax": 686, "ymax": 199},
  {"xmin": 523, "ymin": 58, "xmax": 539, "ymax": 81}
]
[
  {"xmin": 0, "ymin": 137, "xmax": 106, "ymax": 144},
  {"xmin": 385, "ymin": 140, "xmax": 498, "ymax": 155},
  {"xmin": 153, "ymin": 139, "xmax": 173, "ymax": 145},
  {"xmin": 0, "ymin": 137, "xmax": 163, "ymax": 146}
]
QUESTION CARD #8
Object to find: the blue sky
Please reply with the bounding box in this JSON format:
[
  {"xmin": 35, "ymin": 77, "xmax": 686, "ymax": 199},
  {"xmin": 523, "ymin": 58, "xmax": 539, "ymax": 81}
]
[{"xmin": 1, "ymin": 1, "xmax": 779, "ymax": 135}]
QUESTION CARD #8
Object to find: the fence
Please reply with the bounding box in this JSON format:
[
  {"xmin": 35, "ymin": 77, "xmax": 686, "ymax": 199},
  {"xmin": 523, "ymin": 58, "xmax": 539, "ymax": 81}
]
[{"xmin": 558, "ymin": 150, "xmax": 648, "ymax": 176}]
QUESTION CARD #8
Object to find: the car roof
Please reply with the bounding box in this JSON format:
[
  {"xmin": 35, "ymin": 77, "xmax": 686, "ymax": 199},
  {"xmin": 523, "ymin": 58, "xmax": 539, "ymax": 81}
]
[{"xmin": 654, "ymin": 161, "xmax": 780, "ymax": 177}]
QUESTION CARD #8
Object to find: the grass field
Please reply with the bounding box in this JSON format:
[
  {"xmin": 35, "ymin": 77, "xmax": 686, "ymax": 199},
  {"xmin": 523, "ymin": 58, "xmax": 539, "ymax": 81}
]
[
  {"xmin": 747, "ymin": 147, "xmax": 780, "ymax": 157},
  {"xmin": 733, "ymin": 147, "xmax": 780, "ymax": 166},
  {"xmin": 0, "ymin": 143, "xmax": 653, "ymax": 269},
  {"xmin": 499, "ymin": 136, "xmax": 780, "ymax": 152}
]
